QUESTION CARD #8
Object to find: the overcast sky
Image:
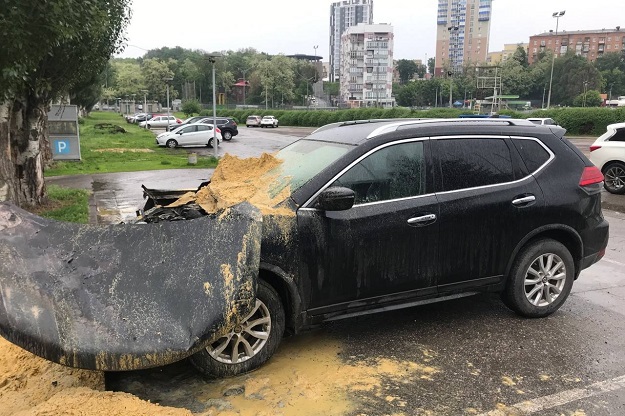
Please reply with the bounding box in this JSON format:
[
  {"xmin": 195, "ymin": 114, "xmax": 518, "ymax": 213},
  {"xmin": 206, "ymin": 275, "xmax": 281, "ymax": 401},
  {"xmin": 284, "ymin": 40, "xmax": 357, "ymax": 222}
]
[{"xmin": 118, "ymin": 0, "xmax": 624, "ymax": 61}]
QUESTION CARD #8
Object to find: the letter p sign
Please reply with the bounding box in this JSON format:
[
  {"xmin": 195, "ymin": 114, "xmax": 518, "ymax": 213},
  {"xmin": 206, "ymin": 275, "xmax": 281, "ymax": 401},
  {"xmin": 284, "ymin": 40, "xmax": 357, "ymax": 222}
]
[{"xmin": 54, "ymin": 139, "xmax": 71, "ymax": 155}]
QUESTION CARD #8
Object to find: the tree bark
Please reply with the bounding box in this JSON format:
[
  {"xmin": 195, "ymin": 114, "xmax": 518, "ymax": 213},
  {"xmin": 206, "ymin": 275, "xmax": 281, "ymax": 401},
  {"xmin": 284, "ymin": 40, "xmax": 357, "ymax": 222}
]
[{"xmin": 0, "ymin": 94, "xmax": 48, "ymax": 207}]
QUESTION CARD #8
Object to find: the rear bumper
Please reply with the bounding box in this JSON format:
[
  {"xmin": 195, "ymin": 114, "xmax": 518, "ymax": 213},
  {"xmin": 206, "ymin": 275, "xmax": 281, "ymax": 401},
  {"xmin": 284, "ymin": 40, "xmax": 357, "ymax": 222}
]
[{"xmin": 579, "ymin": 218, "xmax": 609, "ymax": 271}]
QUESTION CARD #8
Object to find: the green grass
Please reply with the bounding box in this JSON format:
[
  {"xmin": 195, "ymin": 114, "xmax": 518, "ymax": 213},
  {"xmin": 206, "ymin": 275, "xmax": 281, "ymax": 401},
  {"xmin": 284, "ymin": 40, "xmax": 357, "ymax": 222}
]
[
  {"xmin": 45, "ymin": 112, "xmax": 218, "ymax": 177},
  {"xmin": 31, "ymin": 185, "xmax": 91, "ymax": 223}
]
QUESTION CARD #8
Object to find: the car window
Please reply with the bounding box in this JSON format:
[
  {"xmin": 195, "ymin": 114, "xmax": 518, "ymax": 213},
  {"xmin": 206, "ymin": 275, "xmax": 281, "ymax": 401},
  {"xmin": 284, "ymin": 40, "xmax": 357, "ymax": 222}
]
[
  {"xmin": 528, "ymin": 119, "xmax": 541, "ymax": 125},
  {"xmin": 197, "ymin": 125, "xmax": 212, "ymax": 131},
  {"xmin": 181, "ymin": 126, "xmax": 196, "ymax": 133},
  {"xmin": 438, "ymin": 138, "xmax": 513, "ymax": 192},
  {"xmin": 609, "ymin": 128, "xmax": 625, "ymax": 142},
  {"xmin": 512, "ymin": 138, "xmax": 550, "ymax": 173},
  {"xmin": 331, "ymin": 141, "xmax": 427, "ymax": 204}
]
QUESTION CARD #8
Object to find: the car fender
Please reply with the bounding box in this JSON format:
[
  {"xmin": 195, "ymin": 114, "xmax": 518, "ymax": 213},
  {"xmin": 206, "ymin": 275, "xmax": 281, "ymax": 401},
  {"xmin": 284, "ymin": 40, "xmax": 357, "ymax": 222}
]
[
  {"xmin": 503, "ymin": 224, "xmax": 584, "ymax": 281},
  {"xmin": 259, "ymin": 262, "xmax": 303, "ymax": 333}
]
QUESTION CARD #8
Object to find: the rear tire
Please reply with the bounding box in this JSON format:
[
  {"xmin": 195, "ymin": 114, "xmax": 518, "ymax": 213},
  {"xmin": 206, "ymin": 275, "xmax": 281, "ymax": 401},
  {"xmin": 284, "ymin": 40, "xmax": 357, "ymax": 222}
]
[
  {"xmin": 603, "ymin": 162, "xmax": 625, "ymax": 194},
  {"xmin": 165, "ymin": 139, "xmax": 177, "ymax": 149},
  {"xmin": 222, "ymin": 131, "xmax": 233, "ymax": 141},
  {"xmin": 503, "ymin": 239, "xmax": 574, "ymax": 318},
  {"xmin": 207, "ymin": 138, "xmax": 214, "ymax": 148},
  {"xmin": 190, "ymin": 280, "xmax": 285, "ymax": 378}
]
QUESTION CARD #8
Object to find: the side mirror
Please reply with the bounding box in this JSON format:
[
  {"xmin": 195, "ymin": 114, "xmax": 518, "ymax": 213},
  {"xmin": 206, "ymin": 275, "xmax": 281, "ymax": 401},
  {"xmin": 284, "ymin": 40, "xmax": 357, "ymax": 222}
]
[{"xmin": 317, "ymin": 187, "xmax": 355, "ymax": 211}]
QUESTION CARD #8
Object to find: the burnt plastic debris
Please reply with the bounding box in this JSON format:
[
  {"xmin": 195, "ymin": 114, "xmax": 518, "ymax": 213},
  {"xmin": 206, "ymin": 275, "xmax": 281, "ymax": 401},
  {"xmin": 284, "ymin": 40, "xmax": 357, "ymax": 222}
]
[
  {"xmin": 0, "ymin": 201, "xmax": 262, "ymax": 371},
  {"xmin": 141, "ymin": 203, "xmax": 206, "ymax": 223}
]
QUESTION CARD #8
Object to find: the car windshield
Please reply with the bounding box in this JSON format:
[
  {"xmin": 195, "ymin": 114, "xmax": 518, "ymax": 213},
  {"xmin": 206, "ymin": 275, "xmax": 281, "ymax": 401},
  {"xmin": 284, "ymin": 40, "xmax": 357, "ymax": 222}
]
[{"xmin": 265, "ymin": 139, "xmax": 352, "ymax": 197}]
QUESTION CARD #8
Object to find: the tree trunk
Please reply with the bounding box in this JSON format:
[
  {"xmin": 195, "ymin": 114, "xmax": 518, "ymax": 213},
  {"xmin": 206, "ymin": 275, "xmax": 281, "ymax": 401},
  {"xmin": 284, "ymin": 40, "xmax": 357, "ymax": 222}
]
[{"xmin": 0, "ymin": 95, "xmax": 49, "ymax": 207}]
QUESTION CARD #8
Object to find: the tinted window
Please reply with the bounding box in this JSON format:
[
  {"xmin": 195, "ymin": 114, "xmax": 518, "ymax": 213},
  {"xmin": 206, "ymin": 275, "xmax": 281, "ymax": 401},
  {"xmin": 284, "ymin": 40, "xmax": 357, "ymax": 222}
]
[
  {"xmin": 197, "ymin": 125, "xmax": 212, "ymax": 131},
  {"xmin": 512, "ymin": 138, "xmax": 550, "ymax": 172},
  {"xmin": 332, "ymin": 141, "xmax": 426, "ymax": 204},
  {"xmin": 181, "ymin": 126, "xmax": 197, "ymax": 133},
  {"xmin": 438, "ymin": 138, "xmax": 513, "ymax": 192},
  {"xmin": 609, "ymin": 128, "xmax": 625, "ymax": 142}
]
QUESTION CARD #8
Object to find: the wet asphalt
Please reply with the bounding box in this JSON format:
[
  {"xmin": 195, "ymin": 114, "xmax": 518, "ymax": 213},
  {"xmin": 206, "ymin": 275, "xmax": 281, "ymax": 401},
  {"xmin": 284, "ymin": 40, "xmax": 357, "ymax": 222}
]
[{"xmin": 48, "ymin": 128, "xmax": 625, "ymax": 415}]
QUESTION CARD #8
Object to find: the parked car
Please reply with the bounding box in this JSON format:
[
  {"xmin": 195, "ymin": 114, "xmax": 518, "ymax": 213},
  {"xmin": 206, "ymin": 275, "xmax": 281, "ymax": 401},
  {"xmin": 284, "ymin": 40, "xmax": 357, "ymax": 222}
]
[
  {"xmin": 168, "ymin": 116, "xmax": 210, "ymax": 131},
  {"xmin": 527, "ymin": 117, "xmax": 558, "ymax": 126},
  {"xmin": 147, "ymin": 118, "xmax": 609, "ymax": 378},
  {"xmin": 134, "ymin": 113, "xmax": 155, "ymax": 123},
  {"xmin": 156, "ymin": 123, "xmax": 222, "ymax": 148},
  {"xmin": 125, "ymin": 112, "xmax": 144, "ymax": 123},
  {"xmin": 260, "ymin": 115, "xmax": 279, "ymax": 128},
  {"xmin": 589, "ymin": 122, "xmax": 625, "ymax": 194},
  {"xmin": 140, "ymin": 115, "xmax": 181, "ymax": 129},
  {"xmin": 213, "ymin": 117, "xmax": 239, "ymax": 141},
  {"xmin": 246, "ymin": 115, "xmax": 262, "ymax": 127}
]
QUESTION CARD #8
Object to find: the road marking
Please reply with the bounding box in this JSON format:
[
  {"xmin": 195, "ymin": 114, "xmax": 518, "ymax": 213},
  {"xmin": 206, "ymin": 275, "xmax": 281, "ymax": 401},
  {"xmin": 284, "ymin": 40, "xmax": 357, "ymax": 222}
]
[
  {"xmin": 478, "ymin": 374, "xmax": 625, "ymax": 415},
  {"xmin": 602, "ymin": 258, "xmax": 625, "ymax": 267}
]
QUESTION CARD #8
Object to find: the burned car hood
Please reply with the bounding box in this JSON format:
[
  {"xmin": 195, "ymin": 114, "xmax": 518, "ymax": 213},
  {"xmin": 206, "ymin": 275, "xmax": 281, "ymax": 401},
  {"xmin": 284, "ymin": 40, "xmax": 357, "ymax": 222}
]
[{"xmin": 0, "ymin": 202, "xmax": 261, "ymax": 371}]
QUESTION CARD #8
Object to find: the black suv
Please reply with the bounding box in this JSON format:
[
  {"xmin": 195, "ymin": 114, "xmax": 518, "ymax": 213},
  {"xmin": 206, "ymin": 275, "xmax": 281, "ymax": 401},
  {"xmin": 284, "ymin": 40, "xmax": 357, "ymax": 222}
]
[
  {"xmin": 188, "ymin": 118, "xmax": 609, "ymax": 377},
  {"xmin": 211, "ymin": 117, "xmax": 238, "ymax": 141}
]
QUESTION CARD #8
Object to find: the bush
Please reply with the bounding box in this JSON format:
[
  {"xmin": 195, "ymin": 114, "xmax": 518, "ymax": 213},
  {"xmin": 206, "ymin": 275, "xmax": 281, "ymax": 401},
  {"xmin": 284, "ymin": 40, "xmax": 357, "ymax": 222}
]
[{"xmin": 181, "ymin": 99, "xmax": 201, "ymax": 117}]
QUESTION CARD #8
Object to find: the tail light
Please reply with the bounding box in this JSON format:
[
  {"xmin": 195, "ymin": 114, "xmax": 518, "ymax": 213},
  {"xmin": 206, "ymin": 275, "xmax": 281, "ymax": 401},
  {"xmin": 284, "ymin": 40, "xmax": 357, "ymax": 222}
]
[
  {"xmin": 589, "ymin": 145, "xmax": 601, "ymax": 152},
  {"xmin": 216, "ymin": 128, "xmax": 221, "ymax": 134},
  {"xmin": 579, "ymin": 166, "xmax": 604, "ymax": 187}
]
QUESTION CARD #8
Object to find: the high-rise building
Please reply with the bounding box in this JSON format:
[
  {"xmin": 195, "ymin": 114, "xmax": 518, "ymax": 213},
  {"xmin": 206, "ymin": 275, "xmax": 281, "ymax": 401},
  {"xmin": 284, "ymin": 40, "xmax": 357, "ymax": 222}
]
[
  {"xmin": 340, "ymin": 23, "xmax": 395, "ymax": 108},
  {"xmin": 435, "ymin": 0, "xmax": 493, "ymax": 76},
  {"xmin": 330, "ymin": 0, "xmax": 374, "ymax": 82}
]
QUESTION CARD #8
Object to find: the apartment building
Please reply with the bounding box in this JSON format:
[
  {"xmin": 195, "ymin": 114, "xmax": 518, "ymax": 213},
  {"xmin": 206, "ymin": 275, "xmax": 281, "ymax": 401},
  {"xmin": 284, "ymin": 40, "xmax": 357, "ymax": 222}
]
[
  {"xmin": 487, "ymin": 43, "xmax": 529, "ymax": 65},
  {"xmin": 340, "ymin": 23, "xmax": 395, "ymax": 108},
  {"xmin": 529, "ymin": 27, "xmax": 625, "ymax": 64},
  {"xmin": 329, "ymin": 0, "xmax": 374, "ymax": 82},
  {"xmin": 435, "ymin": 0, "xmax": 493, "ymax": 76}
]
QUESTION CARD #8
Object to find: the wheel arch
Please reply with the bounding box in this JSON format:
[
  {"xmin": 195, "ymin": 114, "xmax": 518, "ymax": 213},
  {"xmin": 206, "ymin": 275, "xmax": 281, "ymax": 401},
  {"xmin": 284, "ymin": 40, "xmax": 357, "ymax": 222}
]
[
  {"xmin": 504, "ymin": 225, "xmax": 584, "ymax": 283},
  {"xmin": 259, "ymin": 262, "xmax": 302, "ymax": 335},
  {"xmin": 601, "ymin": 160, "xmax": 625, "ymax": 173}
]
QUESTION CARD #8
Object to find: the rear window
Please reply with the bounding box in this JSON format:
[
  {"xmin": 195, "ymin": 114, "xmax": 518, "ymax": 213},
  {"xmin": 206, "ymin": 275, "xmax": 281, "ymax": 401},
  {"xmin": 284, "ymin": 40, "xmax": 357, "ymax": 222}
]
[
  {"xmin": 438, "ymin": 138, "xmax": 514, "ymax": 192},
  {"xmin": 512, "ymin": 138, "xmax": 551, "ymax": 173},
  {"xmin": 609, "ymin": 128, "xmax": 625, "ymax": 142}
]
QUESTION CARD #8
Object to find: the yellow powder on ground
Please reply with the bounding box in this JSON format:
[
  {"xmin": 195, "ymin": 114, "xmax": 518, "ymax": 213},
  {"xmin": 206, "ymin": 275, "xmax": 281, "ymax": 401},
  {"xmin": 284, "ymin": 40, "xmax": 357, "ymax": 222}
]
[
  {"xmin": 166, "ymin": 153, "xmax": 294, "ymax": 216},
  {"xmin": 0, "ymin": 337, "xmax": 190, "ymax": 416}
]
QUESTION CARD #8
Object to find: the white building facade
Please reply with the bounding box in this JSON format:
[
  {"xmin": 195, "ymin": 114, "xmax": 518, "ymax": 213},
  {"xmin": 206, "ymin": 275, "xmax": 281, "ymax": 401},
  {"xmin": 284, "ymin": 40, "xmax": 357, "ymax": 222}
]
[
  {"xmin": 340, "ymin": 23, "xmax": 395, "ymax": 108},
  {"xmin": 329, "ymin": 0, "xmax": 374, "ymax": 82}
]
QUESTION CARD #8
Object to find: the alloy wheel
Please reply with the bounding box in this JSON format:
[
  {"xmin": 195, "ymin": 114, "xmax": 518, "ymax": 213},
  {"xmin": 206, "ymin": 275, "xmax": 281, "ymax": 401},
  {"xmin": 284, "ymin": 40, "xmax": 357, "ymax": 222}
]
[
  {"xmin": 207, "ymin": 299, "xmax": 271, "ymax": 364},
  {"xmin": 524, "ymin": 253, "xmax": 566, "ymax": 307},
  {"xmin": 604, "ymin": 165, "xmax": 625, "ymax": 192}
]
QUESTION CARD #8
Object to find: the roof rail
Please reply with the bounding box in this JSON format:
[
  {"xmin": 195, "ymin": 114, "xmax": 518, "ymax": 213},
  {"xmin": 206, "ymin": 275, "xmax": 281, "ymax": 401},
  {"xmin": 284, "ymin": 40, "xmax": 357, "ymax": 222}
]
[
  {"xmin": 311, "ymin": 118, "xmax": 425, "ymax": 134},
  {"xmin": 366, "ymin": 118, "xmax": 537, "ymax": 138}
]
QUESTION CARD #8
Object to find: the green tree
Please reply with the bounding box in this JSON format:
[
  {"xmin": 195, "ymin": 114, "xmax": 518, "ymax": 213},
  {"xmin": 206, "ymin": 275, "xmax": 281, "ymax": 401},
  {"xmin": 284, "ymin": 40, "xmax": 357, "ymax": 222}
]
[
  {"xmin": 396, "ymin": 59, "xmax": 419, "ymax": 84},
  {"xmin": 573, "ymin": 90, "xmax": 602, "ymax": 107},
  {"xmin": 428, "ymin": 57, "xmax": 436, "ymax": 76},
  {"xmin": 0, "ymin": 0, "xmax": 131, "ymax": 206},
  {"xmin": 112, "ymin": 60, "xmax": 145, "ymax": 98},
  {"xmin": 181, "ymin": 99, "xmax": 201, "ymax": 116},
  {"xmin": 142, "ymin": 58, "xmax": 177, "ymax": 105},
  {"xmin": 594, "ymin": 53, "xmax": 625, "ymax": 98},
  {"xmin": 512, "ymin": 45, "xmax": 529, "ymax": 68}
]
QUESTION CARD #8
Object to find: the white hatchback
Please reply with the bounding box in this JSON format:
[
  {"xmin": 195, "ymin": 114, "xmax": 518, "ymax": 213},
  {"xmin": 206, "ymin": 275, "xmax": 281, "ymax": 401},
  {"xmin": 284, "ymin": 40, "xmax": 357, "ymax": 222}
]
[
  {"xmin": 156, "ymin": 123, "xmax": 222, "ymax": 149},
  {"xmin": 140, "ymin": 115, "xmax": 180, "ymax": 129},
  {"xmin": 589, "ymin": 122, "xmax": 625, "ymax": 194}
]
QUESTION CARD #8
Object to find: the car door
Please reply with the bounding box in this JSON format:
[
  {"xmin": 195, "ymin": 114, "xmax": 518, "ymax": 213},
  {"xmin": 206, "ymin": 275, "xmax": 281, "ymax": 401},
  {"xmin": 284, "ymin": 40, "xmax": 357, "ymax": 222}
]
[
  {"xmin": 298, "ymin": 139, "xmax": 439, "ymax": 316},
  {"xmin": 177, "ymin": 126, "xmax": 199, "ymax": 146},
  {"xmin": 432, "ymin": 136, "xmax": 546, "ymax": 291},
  {"xmin": 196, "ymin": 125, "xmax": 213, "ymax": 144}
]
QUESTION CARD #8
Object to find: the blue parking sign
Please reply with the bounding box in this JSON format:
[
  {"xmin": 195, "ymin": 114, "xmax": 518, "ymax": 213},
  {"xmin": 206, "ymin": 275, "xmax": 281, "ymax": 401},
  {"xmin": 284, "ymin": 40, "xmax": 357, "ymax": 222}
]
[{"xmin": 54, "ymin": 139, "xmax": 71, "ymax": 155}]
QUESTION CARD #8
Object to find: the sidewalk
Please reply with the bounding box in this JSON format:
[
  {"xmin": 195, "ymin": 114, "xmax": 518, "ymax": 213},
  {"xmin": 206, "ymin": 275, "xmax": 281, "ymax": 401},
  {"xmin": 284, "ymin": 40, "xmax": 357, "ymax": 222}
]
[{"xmin": 47, "ymin": 169, "xmax": 214, "ymax": 224}]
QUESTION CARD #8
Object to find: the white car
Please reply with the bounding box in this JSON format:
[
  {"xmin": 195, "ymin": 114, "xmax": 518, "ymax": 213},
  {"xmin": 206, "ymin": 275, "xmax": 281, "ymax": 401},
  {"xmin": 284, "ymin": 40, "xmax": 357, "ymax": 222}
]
[
  {"xmin": 527, "ymin": 117, "xmax": 558, "ymax": 126},
  {"xmin": 260, "ymin": 115, "xmax": 279, "ymax": 128},
  {"xmin": 589, "ymin": 122, "xmax": 625, "ymax": 194},
  {"xmin": 156, "ymin": 123, "xmax": 222, "ymax": 149},
  {"xmin": 140, "ymin": 115, "xmax": 181, "ymax": 129}
]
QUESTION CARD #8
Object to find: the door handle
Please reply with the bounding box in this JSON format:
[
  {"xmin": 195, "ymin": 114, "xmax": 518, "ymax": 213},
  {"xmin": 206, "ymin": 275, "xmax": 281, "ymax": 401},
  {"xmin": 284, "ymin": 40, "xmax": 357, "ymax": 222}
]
[
  {"xmin": 512, "ymin": 195, "xmax": 536, "ymax": 206},
  {"xmin": 407, "ymin": 214, "xmax": 437, "ymax": 225}
]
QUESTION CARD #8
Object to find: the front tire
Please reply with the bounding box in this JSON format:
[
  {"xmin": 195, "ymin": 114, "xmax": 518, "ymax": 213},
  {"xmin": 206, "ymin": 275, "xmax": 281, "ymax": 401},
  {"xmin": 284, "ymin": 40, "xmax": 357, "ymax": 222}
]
[
  {"xmin": 190, "ymin": 280, "xmax": 285, "ymax": 378},
  {"xmin": 146, "ymin": 124, "xmax": 151, "ymax": 129},
  {"xmin": 503, "ymin": 239, "xmax": 574, "ymax": 318},
  {"xmin": 165, "ymin": 139, "xmax": 177, "ymax": 149},
  {"xmin": 603, "ymin": 162, "xmax": 625, "ymax": 194}
]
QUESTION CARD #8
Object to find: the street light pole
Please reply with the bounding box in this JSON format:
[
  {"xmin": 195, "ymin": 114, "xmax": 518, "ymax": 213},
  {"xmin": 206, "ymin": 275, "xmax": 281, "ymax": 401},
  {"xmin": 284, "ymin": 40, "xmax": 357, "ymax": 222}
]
[
  {"xmin": 206, "ymin": 52, "xmax": 222, "ymax": 159},
  {"xmin": 141, "ymin": 90, "xmax": 148, "ymax": 129},
  {"xmin": 546, "ymin": 10, "xmax": 566, "ymax": 109},
  {"xmin": 163, "ymin": 77, "xmax": 173, "ymax": 131},
  {"xmin": 447, "ymin": 25, "xmax": 459, "ymax": 108}
]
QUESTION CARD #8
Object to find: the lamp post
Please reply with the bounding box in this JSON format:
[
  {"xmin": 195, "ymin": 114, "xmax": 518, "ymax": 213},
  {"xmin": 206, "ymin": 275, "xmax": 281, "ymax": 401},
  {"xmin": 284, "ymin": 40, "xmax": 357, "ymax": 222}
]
[
  {"xmin": 141, "ymin": 90, "xmax": 148, "ymax": 128},
  {"xmin": 546, "ymin": 10, "xmax": 566, "ymax": 109},
  {"xmin": 207, "ymin": 52, "xmax": 222, "ymax": 159},
  {"xmin": 583, "ymin": 81, "xmax": 589, "ymax": 107},
  {"xmin": 313, "ymin": 45, "xmax": 319, "ymax": 82},
  {"xmin": 163, "ymin": 77, "xmax": 173, "ymax": 131}
]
